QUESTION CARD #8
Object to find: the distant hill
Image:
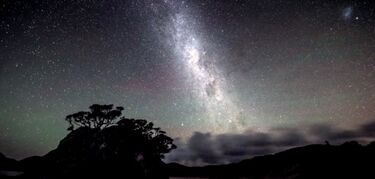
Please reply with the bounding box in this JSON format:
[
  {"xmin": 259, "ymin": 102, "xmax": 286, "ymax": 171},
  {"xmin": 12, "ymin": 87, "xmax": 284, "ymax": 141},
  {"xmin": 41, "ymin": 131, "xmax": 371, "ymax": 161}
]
[{"xmin": 167, "ymin": 141, "xmax": 375, "ymax": 179}]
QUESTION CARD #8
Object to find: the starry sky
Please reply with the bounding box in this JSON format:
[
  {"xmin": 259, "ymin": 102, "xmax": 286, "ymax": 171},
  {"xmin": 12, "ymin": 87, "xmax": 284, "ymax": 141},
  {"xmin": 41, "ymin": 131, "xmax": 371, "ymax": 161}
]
[{"xmin": 1, "ymin": 0, "xmax": 375, "ymax": 162}]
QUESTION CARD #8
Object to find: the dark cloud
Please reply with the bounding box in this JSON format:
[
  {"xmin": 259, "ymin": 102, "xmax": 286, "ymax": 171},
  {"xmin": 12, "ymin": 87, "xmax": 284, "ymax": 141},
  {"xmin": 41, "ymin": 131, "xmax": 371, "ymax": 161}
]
[
  {"xmin": 360, "ymin": 120, "xmax": 375, "ymax": 137},
  {"xmin": 309, "ymin": 121, "xmax": 375, "ymax": 143},
  {"xmin": 165, "ymin": 120, "xmax": 375, "ymax": 166},
  {"xmin": 309, "ymin": 124, "xmax": 359, "ymax": 142},
  {"xmin": 188, "ymin": 132, "xmax": 221, "ymax": 164}
]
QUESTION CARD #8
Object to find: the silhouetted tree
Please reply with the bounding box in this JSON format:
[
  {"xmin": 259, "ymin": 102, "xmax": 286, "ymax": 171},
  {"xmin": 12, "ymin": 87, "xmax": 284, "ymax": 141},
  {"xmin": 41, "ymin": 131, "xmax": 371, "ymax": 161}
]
[
  {"xmin": 55, "ymin": 104, "xmax": 176, "ymax": 178},
  {"xmin": 116, "ymin": 118, "xmax": 176, "ymax": 158},
  {"xmin": 64, "ymin": 104, "xmax": 176, "ymax": 156},
  {"xmin": 65, "ymin": 104, "xmax": 124, "ymax": 130}
]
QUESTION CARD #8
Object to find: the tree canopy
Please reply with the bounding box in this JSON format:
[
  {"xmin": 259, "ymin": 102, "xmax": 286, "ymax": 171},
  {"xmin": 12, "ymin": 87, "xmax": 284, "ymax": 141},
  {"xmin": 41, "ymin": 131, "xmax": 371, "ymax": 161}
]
[
  {"xmin": 64, "ymin": 104, "xmax": 176, "ymax": 158},
  {"xmin": 65, "ymin": 104, "xmax": 124, "ymax": 130}
]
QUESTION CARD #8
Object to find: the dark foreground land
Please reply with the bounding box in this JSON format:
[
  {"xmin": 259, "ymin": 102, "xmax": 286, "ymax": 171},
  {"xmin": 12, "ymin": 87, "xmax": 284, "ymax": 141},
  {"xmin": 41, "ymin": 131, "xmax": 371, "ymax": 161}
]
[
  {"xmin": 1, "ymin": 141, "xmax": 375, "ymax": 179},
  {"xmin": 168, "ymin": 141, "xmax": 375, "ymax": 179}
]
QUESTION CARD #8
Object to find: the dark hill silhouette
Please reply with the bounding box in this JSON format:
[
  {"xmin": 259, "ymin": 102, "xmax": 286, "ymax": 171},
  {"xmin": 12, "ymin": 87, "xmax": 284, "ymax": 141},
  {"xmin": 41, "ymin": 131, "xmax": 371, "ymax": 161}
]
[{"xmin": 167, "ymin": 141, "xmax": 375, "ymax": 179}]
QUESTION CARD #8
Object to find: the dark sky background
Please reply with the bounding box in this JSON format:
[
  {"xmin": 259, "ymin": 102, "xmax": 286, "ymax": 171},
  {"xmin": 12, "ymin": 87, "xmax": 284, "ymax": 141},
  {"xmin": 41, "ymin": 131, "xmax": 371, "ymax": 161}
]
[{"xmin": 1, "ymin": 0, "xmax": 375, "ymax": 165}]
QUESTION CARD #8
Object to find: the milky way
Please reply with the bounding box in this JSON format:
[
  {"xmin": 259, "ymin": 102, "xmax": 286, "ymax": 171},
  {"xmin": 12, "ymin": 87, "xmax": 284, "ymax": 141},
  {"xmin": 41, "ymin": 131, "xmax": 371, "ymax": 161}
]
[
  {"xmin": 164, "ymin": 1, "xmax": 244, "ymax": 132},
  {"xmin": 1, "ymin": 0, "xmax": 375, "ymax": 160}
]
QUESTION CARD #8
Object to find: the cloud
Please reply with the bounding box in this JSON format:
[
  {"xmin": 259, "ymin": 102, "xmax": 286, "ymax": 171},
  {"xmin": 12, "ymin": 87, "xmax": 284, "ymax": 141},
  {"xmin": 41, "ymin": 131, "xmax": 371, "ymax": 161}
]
[
  {"xmin": 360, "ymin": 120, "xmax": 375, "ymax": 137},
  {"xmin": 309, "ymin": 124, "xmax": 360, "ymax": 142},
  {"xmin": 165, "ymin": 120, "xmax": 375, "ymax": 166},
  {"xmin": 188, "ymin": 132, "xmax": 221, "ymax": 164}
]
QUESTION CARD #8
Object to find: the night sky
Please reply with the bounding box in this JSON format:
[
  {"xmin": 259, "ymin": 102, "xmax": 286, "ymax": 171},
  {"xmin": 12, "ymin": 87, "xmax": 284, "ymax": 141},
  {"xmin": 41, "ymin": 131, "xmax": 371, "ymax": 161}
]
[{"xmin": 1, "ymin": 0, "xmax": 375, "ymax": 165}]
